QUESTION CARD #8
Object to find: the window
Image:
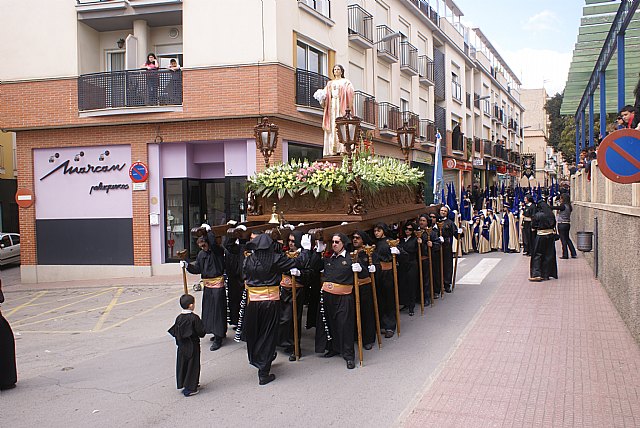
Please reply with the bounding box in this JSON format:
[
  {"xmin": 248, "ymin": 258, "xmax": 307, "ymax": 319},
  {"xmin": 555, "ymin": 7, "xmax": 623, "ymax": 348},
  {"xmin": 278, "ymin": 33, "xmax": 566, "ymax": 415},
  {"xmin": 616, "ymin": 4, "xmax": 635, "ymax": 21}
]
[
  {"xmin": 299, "ymin": 0, "xmax": 331, "ymax": 19},
  {"xmin": 1, "ymin": 235, "xmax": 11, "ymax": 248},
  {"xmin": 451, "ymin": 72, "xmax": 462, "ymax": 102},
  {"xmin": 106, "ymin": 51, "xmax": 125, "ymax": 72},
  {"xmin": 297, "ymin": 40, "xmax": 327, "ymax": 75},
  {"xmin": 400, "ymin": 98, "xmax": 409, "ymax": 113},
  {"xmin": 288, "ymin": 143, "xmax": 323, "ymax": 163},
  {"xmin": 10, "ymin": 234, "xmax": 19, "ymax": 245}
]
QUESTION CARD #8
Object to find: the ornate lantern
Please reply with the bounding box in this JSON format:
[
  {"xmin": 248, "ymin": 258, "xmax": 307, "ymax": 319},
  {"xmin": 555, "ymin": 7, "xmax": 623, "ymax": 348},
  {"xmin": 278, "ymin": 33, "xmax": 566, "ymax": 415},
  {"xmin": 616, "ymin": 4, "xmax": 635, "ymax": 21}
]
[
  {"xmin": 254, "ymin": 117, "xmax": 279, "ymax": 168},
  {"xmin": 335, "ymin": 109, "xmax": 362, "ymax": 172},
  {"xmin": 396, "ymin": 121, "xmax": 416, "ymax": 164}
]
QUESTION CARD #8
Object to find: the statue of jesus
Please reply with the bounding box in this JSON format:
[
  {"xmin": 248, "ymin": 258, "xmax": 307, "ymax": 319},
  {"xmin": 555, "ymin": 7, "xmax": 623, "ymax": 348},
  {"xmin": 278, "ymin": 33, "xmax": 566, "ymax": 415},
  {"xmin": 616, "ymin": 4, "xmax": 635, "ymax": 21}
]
[{"xmin": 321, "ymin": 64, "xmax": 354, "ymax": 156}]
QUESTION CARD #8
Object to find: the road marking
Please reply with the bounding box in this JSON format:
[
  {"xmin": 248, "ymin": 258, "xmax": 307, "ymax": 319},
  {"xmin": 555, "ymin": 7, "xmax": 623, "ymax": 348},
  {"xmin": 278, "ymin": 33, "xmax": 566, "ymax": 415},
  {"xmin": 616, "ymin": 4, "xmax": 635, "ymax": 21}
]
[
  {"xmin": 457, "ymin": 258, "xmax": 502, "ymax": 285},
  {"xmin": 10, "ymin": 287, "xmax": 116, "ymax": 326},
  {"xmin": 5, "ymin": 291, "xmax": 48, "ymax": 316},
  {"xmin": 92, "ymin": 287, "xmax": 124, "ymax": 332},
  {"xmin": 99, "ymin": 296, "xmax": 176, "ymax": 332}
]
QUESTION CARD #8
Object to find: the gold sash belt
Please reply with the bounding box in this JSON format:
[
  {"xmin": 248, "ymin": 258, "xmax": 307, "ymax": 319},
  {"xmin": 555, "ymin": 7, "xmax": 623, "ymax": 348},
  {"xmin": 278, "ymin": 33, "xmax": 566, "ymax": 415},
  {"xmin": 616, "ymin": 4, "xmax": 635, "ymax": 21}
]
[
  {"xmin": 202, "ymin": 276, "xmax": 224, "ymax": 289},
  {"xmin": 245, "ymin": 285, "xmax": 280, "ymax": 302},
  {"xmin": 321, "ymin": 282, "xmax": 353, "ymax": 296}
]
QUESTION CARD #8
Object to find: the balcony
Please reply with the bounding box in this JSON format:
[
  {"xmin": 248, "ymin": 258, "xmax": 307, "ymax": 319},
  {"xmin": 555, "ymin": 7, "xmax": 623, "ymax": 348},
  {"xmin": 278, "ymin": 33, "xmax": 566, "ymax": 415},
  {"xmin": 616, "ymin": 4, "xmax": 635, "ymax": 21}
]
[
  {"xmin": 418, "ymin": 118, "xmax": 436, "ymax": 144},
  {"xmin": 433, "ymin": 48, "xmax": 445, "ymax": 101},
  {"xmin": 353, "ymin": 91, "xmax": 377, "ymax": 129},
  {"xmin": 400, "ymin": 41, "xmax": 419, "ymax": 76},
  {"xmin": 401, "ymin": 111, "xmax": 420, "ymax": 130},
  {"xmin": 295, "ymin": 68, "xmax": 329, "ymax": 111},
  {"xmin": 76, "ymin": 0, "xmax": 182, "ymax": 32},
  {"xmin": 376, "ymin": 25, "xmax": 398, "ymax": 63},
  {"xmin": 78, "ymin": 69, "xmax": 182, "ymax": 112},
  {"xmin": 452, "ymin": 131, "xmax": 465, "ymax": 153},
  {"xmin": 418, "ymin": 55, "xmax": 434, "ymax": 86},
  {"xmin": 451, "ymin": 81, "xmax": 462, "ymax": 103},
  {"xmin": 483, "ymin": 140, "xmax": 492, "ymax": 158},
  {"xmin": 492, "ymin": 104, "xmax": 500, "ymax": 122},
  {"xmin": 474, "ymin": 137, "xmax": 481, "ymax": 154},
  {"xmin": 378, "ymin": 102, "xmax": 401, "ymax": 136},
  {"xmin": 347, "ymin": 4, "xmax": 373, "ymax": 49}
]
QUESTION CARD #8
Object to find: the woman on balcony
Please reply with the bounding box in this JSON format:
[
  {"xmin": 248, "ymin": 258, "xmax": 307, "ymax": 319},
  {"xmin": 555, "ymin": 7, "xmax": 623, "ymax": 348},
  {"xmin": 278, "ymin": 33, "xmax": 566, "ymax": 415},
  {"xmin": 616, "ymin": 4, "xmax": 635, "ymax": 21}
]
[
  {"xmin": 142, "ymin": 53, "xmax": 159, "ymax": 105},
  {"xmin": 322, "ymin": 64, "xmax": 354, "ymax": 157}
]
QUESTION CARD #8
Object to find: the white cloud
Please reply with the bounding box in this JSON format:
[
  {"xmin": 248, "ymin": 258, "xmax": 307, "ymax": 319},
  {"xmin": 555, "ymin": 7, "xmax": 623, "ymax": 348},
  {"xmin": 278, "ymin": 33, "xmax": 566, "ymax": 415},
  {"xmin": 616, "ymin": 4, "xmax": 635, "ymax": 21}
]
[
  {"xmin": 502, "ymin": 48, "xmax": 571, "ymax": 95},
  {"xmin": 522, "ymin": 10, "xmax": 561, "ymax": 33}
]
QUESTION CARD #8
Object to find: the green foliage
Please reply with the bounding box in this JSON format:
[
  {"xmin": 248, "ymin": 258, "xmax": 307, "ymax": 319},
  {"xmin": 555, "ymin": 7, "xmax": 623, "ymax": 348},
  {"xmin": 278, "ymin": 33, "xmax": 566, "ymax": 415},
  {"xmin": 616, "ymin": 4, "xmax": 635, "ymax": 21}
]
[
  {"xmin": 558, "ymin": 116, "xmax": 576, "ymax": 163},
  {"xmin": 248, "ymin": 155, "xmax": 424, "ymax": 199},
  {"xmin": 545, "ymin": 92, "xmax": 564, "ymax": 150}
]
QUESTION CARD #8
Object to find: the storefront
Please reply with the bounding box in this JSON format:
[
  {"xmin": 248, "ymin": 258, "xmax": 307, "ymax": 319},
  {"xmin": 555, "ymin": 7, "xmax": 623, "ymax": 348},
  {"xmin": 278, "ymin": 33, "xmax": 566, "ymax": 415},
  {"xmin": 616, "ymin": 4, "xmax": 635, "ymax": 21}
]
[{"xmin": 411, "ymin": 150, "xmax": 434, "ymax": 204}]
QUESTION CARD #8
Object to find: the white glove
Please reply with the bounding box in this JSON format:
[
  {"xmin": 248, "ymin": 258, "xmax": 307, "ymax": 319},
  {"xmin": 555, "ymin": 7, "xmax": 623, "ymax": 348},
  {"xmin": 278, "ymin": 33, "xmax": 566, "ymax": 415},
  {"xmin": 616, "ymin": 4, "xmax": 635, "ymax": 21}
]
[
  {"xmin": 316, "ymin": 241, "xmax": 327, "ymax": 253},
  {"xmin": 179, "ymin": 260, "xmax": 188, "ymax": 269},
  {"xmin": 368, "ymin": 265, "xmax": 376, "ymax": 273},
  {"xmin": 301, "ymin": 234, "xmax": 312, "ymax": 250},
  {"xmin": 433, "ymin": 224, "xmax": 438, "ymax": 230},
  {"xmin": 201, "ymin": 223, "xmax": 212, "ymax": 231},
  {"xmin": 500, "ymin": 219, "xmax": 505, "ymax": 225},
  {"xmin": 226, "ymin": 220, "xmax": 237, "ymax": 226},
  {"xmin": 458, "ymin": 228, "xmax": 463, "ymax": 234},
  {"xmin": 351, "ymin": 263, "xmax": 362, "ymax": 273},
  {"xmin": 390, "ymin": 247, "xmax": 400, "ymax": 255},
  {"xmin": 439, "ymin": 236, "xmax": 445, "ymax": 243},
  {"xmin": 290, "ymin": 268, "xmax": 301, "ymax": 277}
]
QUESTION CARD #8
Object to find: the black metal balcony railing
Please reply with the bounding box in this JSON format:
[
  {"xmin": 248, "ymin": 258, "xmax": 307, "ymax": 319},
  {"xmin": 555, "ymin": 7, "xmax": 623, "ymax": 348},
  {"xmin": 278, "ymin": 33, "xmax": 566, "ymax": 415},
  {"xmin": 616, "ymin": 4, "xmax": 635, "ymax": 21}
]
[
  {"xmin": 452, "ymin": 132, "xmax": 465, "ymax": 152},
  {"xmin": 353, "ymin": 90, "xmax": 377, "ymax": 125},
  {"xmin": 78, "ymin": 69, "xmax": 182, "ymax": 111},
  {"xmin": 400, "ymin": 41, "xmax": 418, "ymax": 73},
  {"xmin": 401, "ymin": 111, "xmax": 419, "ymax": 130},
  {"xmin": 451, "ymin": 81, "xmax": 462, "ymax": 102},
  {"xmin": 419, "ymin": 118, "xmax": 436, "ymax": 143},
  {"xmin": 474, "ymin": 137, "xmax": 481, "ymax": 153},
  {"xmin": 465, "ymin": 92, "xmax": 471, "ymax": 109},
  {"xmin": 376, "ymin": 25, "xmax": 398, "ymax": 59},
  {"xmin": 347, "ymin": 4, "xmax": 373, "ymax": 43},
  {"xmin": 295, "ymin": 68, "xmax": 329, "ymax": 109},
  {"xmin": 418, "ymin": 55, "xmax": 434, "ymax": 82},
  {"xmin": 378, "ymin": 102, "xmax": 401, "ymax": 131},
  {"xmin": 483, "ymin": 140, "xmax": 492, "ymax": 157}
]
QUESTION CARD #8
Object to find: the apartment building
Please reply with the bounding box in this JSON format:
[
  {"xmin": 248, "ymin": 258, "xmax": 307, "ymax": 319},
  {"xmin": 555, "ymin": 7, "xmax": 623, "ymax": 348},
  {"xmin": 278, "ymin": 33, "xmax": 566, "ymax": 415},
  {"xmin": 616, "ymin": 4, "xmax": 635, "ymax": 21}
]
[
  {"xmin": 0, "ymin": 0, "xmax": 524, "ymax": 282},
  {"xmin": 521, "ymin": 88, "xmax": 554, "ymax": 186}
]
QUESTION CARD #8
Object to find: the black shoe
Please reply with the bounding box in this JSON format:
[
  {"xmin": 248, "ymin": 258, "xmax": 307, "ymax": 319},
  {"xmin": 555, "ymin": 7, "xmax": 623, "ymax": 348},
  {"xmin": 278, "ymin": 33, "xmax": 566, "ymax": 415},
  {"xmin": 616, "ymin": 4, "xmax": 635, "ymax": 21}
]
[
  {"xmin": 0, "ymin": 384, "xmax": 16, "ymax": 391},
  {"xmin": 323, "ymin": 350, "xmax": 338, "ymax": 358},
  {"xmin": 399, "ymin": 305, "xmax": 408, "ymax": 312},
  {"xmin": 183, "ymin": 389, "xmax": 199, "ymax": 397},
  {"xmin": 408, "ymin": 310, "xmax": 415, "ymax": 316},
  {"xmin": 571, "ymin": 255, "xmax": 577, "ymax": 259},
  {"xmin": 259, "ymin": 374, "xmax": 276, "ymax": 385},
  {"xmin": 433, "ymin": 294, "xmax": 440, "ymax": 300},
  {"xmin": 288, "ymin": 353, "xmax": 297, "ymax": 362},
  {"xmin": 272, "ymin": 351, "xmax": 278, "ymax": 361},
  {"xmin": 210, "ymin": 336, "xmax": 216, "ymax": 341},
  {"xmin": 346, "ymin": 360, "xmax": 355, "ymax": 369},
  {"xmin": 384, "ymin": 330, "xmax": 394, "ymax": 338},
  {"xmin": 364, "ymin": 343, "xmax": 373, "ymax": 350},
  {"xmin": 560, "ymin": 256, "xmax": 569, "ymax": 259},
  {"xmin": 445, "ymin": 288, "xmax": 452, "ymax": 293},
  {"xmin": 210, "ymin": 339, "xmax": 222, "ymax": 351}
]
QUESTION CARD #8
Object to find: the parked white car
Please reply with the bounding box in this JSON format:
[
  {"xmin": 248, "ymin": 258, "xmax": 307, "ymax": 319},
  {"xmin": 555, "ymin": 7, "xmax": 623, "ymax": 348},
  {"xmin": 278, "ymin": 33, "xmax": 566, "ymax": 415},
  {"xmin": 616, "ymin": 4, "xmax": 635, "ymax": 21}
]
[{"xmin": 0, "ymin": 233, "xmax": 20, "ymax": 267}]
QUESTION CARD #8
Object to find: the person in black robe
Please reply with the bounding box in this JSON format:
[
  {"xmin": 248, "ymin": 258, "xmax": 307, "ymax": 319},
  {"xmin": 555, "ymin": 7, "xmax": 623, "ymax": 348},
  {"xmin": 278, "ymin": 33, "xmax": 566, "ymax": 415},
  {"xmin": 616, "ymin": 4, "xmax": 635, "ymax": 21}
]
[
  {"xmin": 0, "ymin": 280, "xmax": 17, "ymax": 391},
  {"xmin": 278, "ymin": 230, "xmax": 322, "ymax": 361},
  {"xmin": 398, "ymin": 222, "xmax": 419, "ymax": 315},
  {"xmin": 373, "ymin": 223, "xmax": 398, "ymax": 338},
  {"xmin": 315, "ymin": 233, "xmax": 366, "ymax": 369},
  {"xmin": 224, "ymin": 225, "xmax": 247, "ymax": 327},
  {"xmin": 243, "ymin": 233, "xmax": 311, "ymax": 384},
  {"xmin": 168, "ymin": 294, "xmax": 206, "ymax": 397},
  {"xmin": 521, "ymin": 195, "xmax": 535, "ymax": 256},
  {"xmin": 438, "ymin": 206, "xmax": 456, "ymax": 293},
  {"xmin": 418, "ymin": 214, "xmax": 440, "ymax": 304},
  {"xmin": 529, "ymin": 197, "xmax": 559, "ymax": 281},
  {"xmin": 182, "ymin": 227, "xmax": 227, "ymax": 351},
  {"xmin": 351, "ymin": 230, "xmax": 377, "ymax": 349},
  {"xmin": 424, "ymin": 213, "xmax": 443, "ymax": 297}
]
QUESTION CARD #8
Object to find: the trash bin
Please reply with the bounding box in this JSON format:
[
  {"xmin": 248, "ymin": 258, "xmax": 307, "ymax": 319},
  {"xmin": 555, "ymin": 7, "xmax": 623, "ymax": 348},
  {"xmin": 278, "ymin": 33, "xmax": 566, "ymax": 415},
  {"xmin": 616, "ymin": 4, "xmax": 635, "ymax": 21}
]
[{"xmin": 576, "ymin": 231, "xmax": 593, "ymax": 252}]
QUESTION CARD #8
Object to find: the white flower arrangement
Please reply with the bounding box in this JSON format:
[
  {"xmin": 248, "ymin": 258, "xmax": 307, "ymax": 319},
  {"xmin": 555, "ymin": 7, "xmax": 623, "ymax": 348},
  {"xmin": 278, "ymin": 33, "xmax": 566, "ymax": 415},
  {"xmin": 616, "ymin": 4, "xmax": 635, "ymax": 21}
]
[{"xmin": 313, "ymin": 88, "xmax": 327, "ymax": 105}]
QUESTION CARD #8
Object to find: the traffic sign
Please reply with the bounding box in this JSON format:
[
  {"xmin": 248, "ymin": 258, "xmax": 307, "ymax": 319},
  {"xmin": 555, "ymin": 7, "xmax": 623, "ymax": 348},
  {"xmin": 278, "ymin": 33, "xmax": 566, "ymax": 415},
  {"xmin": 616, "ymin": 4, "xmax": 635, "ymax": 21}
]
[
  {"xmin": 597, "ymin": 128, "xmax": 640, "ymax": 184},
  {"xmin": 15, "ymin": 188, "xmax": 35, "ymax": 208},
  {"xmin": 129, "ymin": 161, "xmax": 149, "ymax": 183}
]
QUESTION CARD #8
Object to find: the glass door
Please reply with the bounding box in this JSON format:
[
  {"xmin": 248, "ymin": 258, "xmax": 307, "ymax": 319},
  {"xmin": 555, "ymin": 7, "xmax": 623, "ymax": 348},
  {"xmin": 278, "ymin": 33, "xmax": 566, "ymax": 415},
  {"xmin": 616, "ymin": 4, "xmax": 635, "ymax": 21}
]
[
  {"xmin": 205, "ymin": 181, "xmax": 226, "ymax": 225},
  {"xmin": 187, "ymin": 180, "xmax": 202, "ymax": 258},
  {"xmin": 164, "ymin": 179, "xmax": 185, "ymax": 261}
]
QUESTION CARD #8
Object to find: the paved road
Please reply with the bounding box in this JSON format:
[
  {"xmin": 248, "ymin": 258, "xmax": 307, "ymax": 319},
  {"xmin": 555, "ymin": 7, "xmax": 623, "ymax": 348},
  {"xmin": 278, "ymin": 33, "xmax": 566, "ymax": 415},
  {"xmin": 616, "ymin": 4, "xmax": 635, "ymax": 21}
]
[{"xmin": 0, "ymin": 252, "xmax": 519, "ymax": 427}]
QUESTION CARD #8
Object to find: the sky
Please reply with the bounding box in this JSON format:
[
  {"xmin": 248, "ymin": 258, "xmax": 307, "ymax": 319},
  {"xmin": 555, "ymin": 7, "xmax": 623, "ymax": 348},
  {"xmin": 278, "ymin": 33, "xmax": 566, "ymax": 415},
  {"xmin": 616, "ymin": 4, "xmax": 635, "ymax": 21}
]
[{"xmin": 454, "ymin": 0, "xmax": 584, "ymax": 96}]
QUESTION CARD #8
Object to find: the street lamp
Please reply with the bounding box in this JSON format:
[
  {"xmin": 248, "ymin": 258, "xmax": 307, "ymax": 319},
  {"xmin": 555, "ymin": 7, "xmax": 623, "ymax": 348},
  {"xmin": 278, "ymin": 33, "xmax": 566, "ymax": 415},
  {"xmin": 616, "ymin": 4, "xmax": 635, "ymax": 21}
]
[
  {"xmin": 335, "ymin": 109, "xmax": 362, "ymax": 172},
  {"xmin": 254, "ymin": 117, "xmax": 279, "ymax": 168},
  {"xmin": 397, "ymin": 121, "xmax": 416, "ymax": 164},
  {"xmin": 475, "ymin": 95, "xmax": 490, "ymax": 101}
]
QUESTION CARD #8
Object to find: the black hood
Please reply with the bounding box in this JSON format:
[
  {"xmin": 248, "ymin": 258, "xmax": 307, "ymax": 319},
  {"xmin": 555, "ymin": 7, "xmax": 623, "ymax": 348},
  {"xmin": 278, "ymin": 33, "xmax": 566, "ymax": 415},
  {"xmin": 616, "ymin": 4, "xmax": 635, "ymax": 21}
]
[{"xmin": 246, "ymin": 233, "xmax": 273, "ymax": 251}]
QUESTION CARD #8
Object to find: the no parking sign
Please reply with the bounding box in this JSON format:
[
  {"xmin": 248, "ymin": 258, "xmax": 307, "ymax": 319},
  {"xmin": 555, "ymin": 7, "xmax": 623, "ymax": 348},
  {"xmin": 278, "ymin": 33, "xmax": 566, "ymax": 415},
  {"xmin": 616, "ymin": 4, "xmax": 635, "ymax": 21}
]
[
  {"xmin": 129, "ymin": 161, "xmax": 149, "ymax": 183},
  {"xmin": 597, "ymin": 129, "xmax": 640, "ymax": 184}
]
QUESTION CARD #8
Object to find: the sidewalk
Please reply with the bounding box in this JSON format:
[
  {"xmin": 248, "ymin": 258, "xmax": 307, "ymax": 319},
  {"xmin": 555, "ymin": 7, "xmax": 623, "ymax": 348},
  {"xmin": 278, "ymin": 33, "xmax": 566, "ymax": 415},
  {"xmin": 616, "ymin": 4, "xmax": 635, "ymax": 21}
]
[{"xmin": 401, "ymin": 251, "xmax": 640, "ymax": 427}]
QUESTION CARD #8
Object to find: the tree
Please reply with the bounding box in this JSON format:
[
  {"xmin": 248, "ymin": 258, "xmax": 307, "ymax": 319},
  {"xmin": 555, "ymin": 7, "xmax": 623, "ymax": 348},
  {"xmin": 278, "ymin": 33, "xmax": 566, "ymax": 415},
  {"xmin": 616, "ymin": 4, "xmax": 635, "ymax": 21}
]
[
  {"xmin": 545, "ymin": 92, "xmax": 564, "ymax": 150},
  {"xmin": 558, "ymin": 116, "xmax": 576, "ymax": 163}
]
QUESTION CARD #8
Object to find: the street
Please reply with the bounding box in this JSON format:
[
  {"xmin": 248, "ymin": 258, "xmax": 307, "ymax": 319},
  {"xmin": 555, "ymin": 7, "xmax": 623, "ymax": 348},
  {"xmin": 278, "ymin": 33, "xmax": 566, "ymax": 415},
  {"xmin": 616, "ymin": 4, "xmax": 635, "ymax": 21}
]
[{"xmin": 1, "ymin": 252, "xmax": 517, "ymax": 427}]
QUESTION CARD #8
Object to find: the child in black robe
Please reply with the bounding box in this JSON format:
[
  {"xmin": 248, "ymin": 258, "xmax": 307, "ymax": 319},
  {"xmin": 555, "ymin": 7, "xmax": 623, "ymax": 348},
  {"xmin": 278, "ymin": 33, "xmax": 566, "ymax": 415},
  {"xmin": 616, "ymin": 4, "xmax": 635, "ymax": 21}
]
[
  {"xmin": 0, "ymin": 279, "xmax": 17, "ymax": 391},
  {"xmin": 168, "ymin": 294, "xmax": 206, "ymax": 397}
]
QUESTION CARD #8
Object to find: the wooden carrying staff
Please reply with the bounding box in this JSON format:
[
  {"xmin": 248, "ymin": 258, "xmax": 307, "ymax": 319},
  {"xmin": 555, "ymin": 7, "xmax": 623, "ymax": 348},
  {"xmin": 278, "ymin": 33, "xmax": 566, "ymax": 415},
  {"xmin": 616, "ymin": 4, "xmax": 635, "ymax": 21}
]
[
  {"xmin": 415, "ymin": 230, "xmax": 425, "ymax": 316},
  {"xmin": 286, "ymin": 251, "xmax": 301, "ymax": 361},
  {"xmin": 387, "ymin": 239, "xmax": 401, "ymax": 337},
  {"xmin": 437, "ymin": 222, "xmax": 445, "ymax": 299},
  {"xmin": 453, "ymin": 230, "xmax": 461, "ymax": 291},
  {"xmin": 177, "ymin": 249, "xmax": 189, "ymax": 295},
  {"xmin": 350, "ymin": 251, "xmax": 364, "ymax": 366},
  {"xmin": 363, "ymin": 244, "xmax": 382, "ymax": 349},
  {"xmin": 426, "ymin": 227, "xmax": 435, "ymax": 306}
]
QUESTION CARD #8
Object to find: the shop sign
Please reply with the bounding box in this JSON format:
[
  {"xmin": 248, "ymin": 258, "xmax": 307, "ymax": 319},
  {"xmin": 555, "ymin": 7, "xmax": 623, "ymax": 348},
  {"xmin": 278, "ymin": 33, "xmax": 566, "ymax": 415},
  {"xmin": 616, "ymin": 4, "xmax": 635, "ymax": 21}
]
[
  {"xmin": 497, "ymin": 165, "xmax": 507, "ymax": 174},
  {"xmin": 472, "ymin": 157, "xmax": 483, "ymax": 167},
  {"xmin": 413, "ymin": 151, "xmax": 433, "ymax": 165},
  {"xmin": 445, "ymin": 158, "xmax": 457, "ymax": 169},
  {"xmin": 486, "ymin": 162, "xmax": 496, "ymax": 171},
  {"xmin": 34, "ymin": 145, "xmax": 133, "ymax": 220}
]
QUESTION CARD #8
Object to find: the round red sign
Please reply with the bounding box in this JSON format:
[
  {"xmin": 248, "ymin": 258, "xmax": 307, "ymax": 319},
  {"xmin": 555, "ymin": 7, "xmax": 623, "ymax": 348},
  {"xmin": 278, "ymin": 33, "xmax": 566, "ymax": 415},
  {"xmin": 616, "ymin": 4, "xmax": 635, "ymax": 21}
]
[
  {"xmin": 15, "ymin": 188, "xmax": 35, "ymax": 208},
  {"xmin": 129, "ymin": 161, "xmax": 149, "ymax": 183}
]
